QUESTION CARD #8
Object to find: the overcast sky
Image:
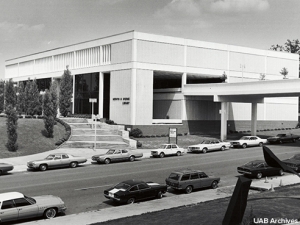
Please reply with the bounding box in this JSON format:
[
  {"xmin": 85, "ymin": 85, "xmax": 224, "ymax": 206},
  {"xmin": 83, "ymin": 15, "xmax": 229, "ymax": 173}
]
[{"xmin": 0, "ymin": 0, "xmax": 299, "ymax": 79}]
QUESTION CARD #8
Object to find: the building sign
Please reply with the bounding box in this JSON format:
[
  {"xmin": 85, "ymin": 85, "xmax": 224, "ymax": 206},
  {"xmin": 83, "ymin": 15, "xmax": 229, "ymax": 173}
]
[
  {"xmin": 89, "ymin": 98, "xmax": 97, "ymax": 103},
  {"xmin": 169, "ymin": 128, "xmax": 177, "ymax": 138},
  {"xmin": 113, "ymin": 97, "xmax": 130, "ymax": 105}
]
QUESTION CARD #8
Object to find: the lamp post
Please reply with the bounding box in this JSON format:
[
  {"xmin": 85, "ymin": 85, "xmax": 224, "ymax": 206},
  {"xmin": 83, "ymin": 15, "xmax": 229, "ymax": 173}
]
[{"xmin": 89, "ymin": 98, "xmax": 97, "ymax": 150}]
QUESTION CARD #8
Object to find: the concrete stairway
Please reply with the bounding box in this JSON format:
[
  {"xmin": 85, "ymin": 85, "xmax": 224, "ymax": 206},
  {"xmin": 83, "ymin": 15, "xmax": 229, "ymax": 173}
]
[{"xmin": 58, "ymin": 118, "xmax": 136, "ymax": 149}]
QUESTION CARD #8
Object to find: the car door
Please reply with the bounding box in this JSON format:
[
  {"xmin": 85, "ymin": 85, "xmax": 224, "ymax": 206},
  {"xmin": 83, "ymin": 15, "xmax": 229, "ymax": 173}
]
[
  {"xmin": 14, "ymin": 198, "xmax": 38, "ymax": 220},
  {"xmin": 199, "ymin": 172, "xmax": 212, "ymax": 187},
  {"xmin": 138, "ymin": 183, "xmax": 155, "ymax": 200},
  {"xmin": 112, "ymin": 150, "xmax": 123, "ymax": 162},
  {"xmin": 250, "ymin": 137, "xmax": 258, "ymax": 146},
  {"xmin": 60, "ymin": 154, "xmax": 71, "ymax": 167},
  {"xmin": 214, "ymin": 141, "xmax": 222, "ymax": 151},
  {"xmin": 51, "ymin": 155, "xmax": 63, "ymax": 168},
  {"xmin": 121, "ymin": 150, "xmax": 130, "ymax": 161},
  {"xmin": 171, "ymin": 145, "xmax": 179, "ymax": 154},
  {"xmin": 0, "ymin": 200, "xmax": 18, "ymax": 222},
  {"xmin": 164, "ymin": 145, "xmax": 172, "ymax": 155},
  {"xmin": 189, "ymin": 173, "xmax": 201, "ymax": 189}
]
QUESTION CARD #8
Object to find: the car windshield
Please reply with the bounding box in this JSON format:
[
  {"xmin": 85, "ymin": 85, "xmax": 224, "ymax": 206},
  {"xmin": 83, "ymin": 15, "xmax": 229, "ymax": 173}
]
[
  {"xmin": 106, "ymin": 149, "xmax": 115, "ymax": 155},
  {"xmin": 114, "ymin": 183, "xmax": 130, "ymax": 190},
  {"xmin": 45, "ymin": 155, "xmax": 55, "ymax": 160},
  {"xmin": 244, "ymin": 161, "xmax": 263, "ymax": 168},
  {"xmin": 24, "ymin": 196, "xmax": 36, "ymax": 204},
  {"xmin": 168, "ymin": 173, "xmax": 181, "ymax": 181},
  {"xmin": 240, "ymin": 137, "xmax": 250, "ymax": 140},
  {"xmin": 201, "ymin": 140, "xmax": 211, "ymax": 144},
  {"xmin": 291, "ymin": 154, "xmax": 300, "ymax": 160}
]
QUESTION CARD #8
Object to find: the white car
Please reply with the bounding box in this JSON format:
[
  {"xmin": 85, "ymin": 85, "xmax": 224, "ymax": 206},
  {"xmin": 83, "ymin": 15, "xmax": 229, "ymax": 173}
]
[
  {"xmin": 188, "ymin": 140, "xmax": 231, "ymax": 153},
  {"xmin": 151, "ymin": 144, "xmax": 185, "ymax": 158},
  {"xmin": 230, "ymin": 136, "xmax": 267, "ymax": 148}
]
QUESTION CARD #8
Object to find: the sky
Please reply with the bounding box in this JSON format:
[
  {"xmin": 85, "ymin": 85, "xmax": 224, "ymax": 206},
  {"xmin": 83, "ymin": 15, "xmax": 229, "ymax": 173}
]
[{"xmin": 0, "ymin": 0, "xmax": 300, "ymax": 80}]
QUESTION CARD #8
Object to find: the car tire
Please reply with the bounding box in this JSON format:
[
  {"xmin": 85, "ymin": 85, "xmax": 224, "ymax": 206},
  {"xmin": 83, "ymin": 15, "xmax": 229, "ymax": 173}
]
[
  {"xmin": 220, "ymin": 146, "xmax": 225, "ymax": 151},
  {"xmin": 256, "ymin": 172, "xmax": 263, "ymax": 179},
  {"xmin": 104, "ymin": 158, "xmax": 111, "ymax": 164},
  {"xmin": 69, "ymin": 162, "xmax": 78, "ymax": 168},
  {"xmin": 129, "ymin": 156, "xmax": 135, "ymax": 162},
  {"xmin": 259, "ymin": 142, "xmax": 263, "ymax": 147},
  {"xmin": 39, "ymin": 164, "xmax": 48, "ymax": 171},
  {"xmin": 43, "ymin": 208, "xmax": 57, "ymax": 219},
  {"xmin": 127, "ymin": 197, "xmax": 135, "ymax": 204},
  {"xmin": 279, "ymin": 169, "xmax": 284, "ymax": 176},
  {"xmin": 202, "ymin": 148, "xmax": 207, "ymax": 154},
  {"xmin": 211, "ymin": 181, "xmax": 218, "ymax": 189},
  {"xmin": 242, "ymin": 143, "xmax": 247, "ymax": 149},
  {"xmin": 185, "ymin": 185, "xmax": 193, "ymax": 194},
  {"xmin": 157, "ymin": 191, "xmax": 163, "ymax": 199},
  {"xmin": 159, "ymin": 152, "xmax": 165, "ymax": 158},
  {"xmin": 176, "ymin": 151, "xmax": 181, "ymax": 156}
]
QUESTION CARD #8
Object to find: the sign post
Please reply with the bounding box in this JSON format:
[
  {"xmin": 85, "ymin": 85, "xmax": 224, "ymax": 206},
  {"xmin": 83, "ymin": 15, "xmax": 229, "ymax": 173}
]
[
  {"xmin": 169, "ymin": 128, "xmax": 177, "ymax": 144},
  {"xmin": 89, "ymin": 98, "xmax": 97, "ymax": 150}
]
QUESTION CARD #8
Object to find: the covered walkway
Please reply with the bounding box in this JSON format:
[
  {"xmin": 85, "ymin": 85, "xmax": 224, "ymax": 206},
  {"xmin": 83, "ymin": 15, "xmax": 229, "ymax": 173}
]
[{"xmin": 183, "ymin": 79, "xmax": 300, "ymax": 140}]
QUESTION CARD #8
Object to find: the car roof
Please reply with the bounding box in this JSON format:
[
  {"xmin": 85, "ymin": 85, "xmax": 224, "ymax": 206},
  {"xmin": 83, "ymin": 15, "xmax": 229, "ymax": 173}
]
[
  {"xmin": 122, "ymin": 179, "xmax": 145, "ymax": 186},
  {"xmin": 48, "ymin": 153, "xmax": 68, "ymax": 155},
  {"xmin": 172, "ymin": 169, "xmax": 203, "ymax": 174},
  {"xmin": 0, "ymin": 192, "xmax": 24, "ymax": 202}
]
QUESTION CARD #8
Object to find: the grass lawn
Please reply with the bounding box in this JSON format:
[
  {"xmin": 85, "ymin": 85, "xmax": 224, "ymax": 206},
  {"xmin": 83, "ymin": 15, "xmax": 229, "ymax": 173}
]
[
  {"xmin": 95, "ymin": 184, "xmax": 300, "ymax": 225},
  {"xmin": 0, "ymin": 117, "xmax": 65, "ymax": 158}
]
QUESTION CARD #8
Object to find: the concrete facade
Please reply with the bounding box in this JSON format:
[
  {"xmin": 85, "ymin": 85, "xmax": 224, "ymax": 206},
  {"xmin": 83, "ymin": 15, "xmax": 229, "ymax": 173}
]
[{"xmin": 5, "ymin": 31, "xmax": 300, "ymax": 137}]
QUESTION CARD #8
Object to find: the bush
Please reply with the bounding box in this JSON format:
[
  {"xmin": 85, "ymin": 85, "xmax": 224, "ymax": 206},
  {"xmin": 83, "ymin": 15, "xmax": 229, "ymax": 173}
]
[
  {"xmin": 130, "ymin": 128, "xmax": 143, "ymax": 138},
  {"xmin": 106, "ymin": 119, "xmax": 116, "ymax": 125},
  {"xmin": 137, "ymin": 141, "xmax": 142, "ymax": 148}
]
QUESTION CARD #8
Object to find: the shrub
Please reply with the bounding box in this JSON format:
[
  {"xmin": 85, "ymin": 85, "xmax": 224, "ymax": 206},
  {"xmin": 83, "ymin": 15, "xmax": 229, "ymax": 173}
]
[
  {"xmin": 137, "ymin": 141, "xmax": 142, "ymax": 148},
  {"xmin": 106, "ymin": 119, "xmax": 115, "ymax": 125},
  {"xmin": 5, "ymin": 105, "xmax": 18, "ymax": 151},
  {"xmin": 130, "ymin": 128, "xmax": 143, "ymax": 138}
]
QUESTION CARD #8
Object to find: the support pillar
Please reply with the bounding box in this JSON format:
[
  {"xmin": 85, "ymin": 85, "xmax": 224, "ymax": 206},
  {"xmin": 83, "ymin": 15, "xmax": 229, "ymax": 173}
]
[
  {"xmin": 220, "ymin": 102, "xmax": 228, "ymax": 141},
  {"xmin": 251, "ymin": 103, "xmax": 257, "ymax": 136},
  {"xmin": 98, "ymin": 72, "xmax": 104, "ymax": 118}
]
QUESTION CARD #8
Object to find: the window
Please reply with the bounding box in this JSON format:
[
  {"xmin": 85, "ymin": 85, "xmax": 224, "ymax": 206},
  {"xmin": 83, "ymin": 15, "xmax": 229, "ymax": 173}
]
[
  {"xmin": 54, "ymin": 155, "xmax": 61, "ymax": 160},
  {"xmin": 62, "ymin": 155, "xmax": 69, "ymax": 159},
  {"xmin": 1, "ymin": 200, "xmax": 15, "ymax": 209},
  {"xmin": 166, "ymin": 145, "xmax": 171, "ymax": 149},
  {"xmin": 114, "ymin": 150, "xmax": 121, "ymax": 154},
  {"xmin": 180, "ymin": 174, "xmax": 190, "ymax": 181},
  {"xmin": 122, "ymin": 150, "xmax": 128, "ymax": 154},
  {"xmin": 129, "ymin": 186, "xmax": 138, "ymax": 192},
  {"xmin": 171, "ymin": 145, "xmax": 177, "ymax": 148},
  {"xmin": 199, "ymin": 173, "xmax": 208, "ymax": 178},
  {"xmin": 190, "ymin": 173, "xmax": 199, "ymax": 180},
  {"xmin": 14, "ymin": 198, "xmax": 31, "ymax": 207},
  {"xmin": 138, "ymin": 183, "xmax": 149, "ymax": 190}
]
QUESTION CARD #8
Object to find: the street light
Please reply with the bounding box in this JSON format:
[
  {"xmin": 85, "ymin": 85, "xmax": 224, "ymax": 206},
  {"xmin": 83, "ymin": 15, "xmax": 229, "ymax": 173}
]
[{"xmin": 89, "ymin": 98, "xmax": 97, "ymax": 150}]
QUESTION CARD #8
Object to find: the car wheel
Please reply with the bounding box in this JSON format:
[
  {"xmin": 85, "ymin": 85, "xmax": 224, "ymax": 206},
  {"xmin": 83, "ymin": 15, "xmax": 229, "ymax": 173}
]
[
  {"xmin": 157, "ymin": 191, "xmax": 163, "ymax": 199},
  {"xmin": 104, "ymin": 158, "xmax": 111, "ymax": 164},
  {"xmin": 159, "ymin": 152, "xmax": 165, "ymax": 158},
  {"xmin": 242, "ymin": 143, "xmax": 247, "ymax": 149},
  {"xmin": 211, "ymin": 181, "xmax": 218, "ymax": 189},
  {"xmin": 43, "ymin": 208, "xmax": 57, "ymax": 219},
  {"xmin": 256, "ymin": 172, "xmax": 263, "ymax": 179},
  {"xmin": 220, "ymin": 146, "xmax": 225, "ymax": 151},
  {"xmin": 279, "ymin": 169, "xmax": 284, "ymax": 176},
  {"xmin": 129, "ymin": 156, "xmax": 135, "ymax": 162},
  {"xmin": 127, "ymin": 197, "xmax": 135, "ymax": 204},
  {"xmin": 176, "ymin": 151, "xmax": 181, "ymax": 156},
  {"xmin": 202, "ymin": 148, "xmax": 207, "ymax": 154},
  {"xmin": 185, "ymin": 185, "xmax": 193, "ymax": 194},
  {"xmin": 69, "ymin": 162, "xmax": 78, "ymax": 168},
  {"xmin": 39, "ymin": 164, "xmax": 48, "ymax": 171},
  {"xmin": 259, "ymin": 142, "xmax": 263, "ymax": 147}
]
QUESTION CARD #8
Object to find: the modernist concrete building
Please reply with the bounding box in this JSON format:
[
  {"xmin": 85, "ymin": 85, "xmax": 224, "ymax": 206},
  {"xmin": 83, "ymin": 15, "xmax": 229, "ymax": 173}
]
[{"xmin": 4, "ymin": 31, "xmax": 300, "ymax": 139}]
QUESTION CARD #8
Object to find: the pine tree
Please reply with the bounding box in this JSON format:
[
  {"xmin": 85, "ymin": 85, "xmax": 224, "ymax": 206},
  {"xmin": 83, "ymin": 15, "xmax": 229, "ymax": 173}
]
[
  {"xmin": 5, "ymin": 79, "xmax": 16, "ymax": 111},
  {"xmin": 0, "ymin": 80, "xmax": 4, "ymax": 113},
  {"xmin": 5, "ymin": 104, "xmax": 18, "ymax": 151},
  {"xmin": 27, "ymin": 79, "xmax": 42, "ymax": 116},
  {"xmin": 43, "ymin": 90, "xmax": 55, "ymax": 137},
  {"xmin": 50, "ymin": 80, "xmax": 58, "ymax": 118},
  {"xmin": 59, "ymin": 66, "xmax": 73, "ymax": 117},
  {"xmin": 24, "ymin": 78, "xmax": 31, "ymax": 115},
  {"xmin": 16, "ymin": 81, "xmax": 26, "ymax": 114}
]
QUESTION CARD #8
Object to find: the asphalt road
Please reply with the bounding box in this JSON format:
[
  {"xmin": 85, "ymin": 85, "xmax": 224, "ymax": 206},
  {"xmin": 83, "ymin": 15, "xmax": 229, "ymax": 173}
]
[{"xmin": 0, "ymin": 143, "xmax": 299, "ymax": 217}]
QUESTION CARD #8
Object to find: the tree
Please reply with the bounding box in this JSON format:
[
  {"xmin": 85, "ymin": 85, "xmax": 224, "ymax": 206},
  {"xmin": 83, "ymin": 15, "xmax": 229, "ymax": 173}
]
[
  {"xmin": 59, "ymin": 66, "xmax": 73, "ymax": 117},
  {"xmin": 24, "ymin": 78, "xmax": 31, "ymax": 115},
  {"xmin": 27, "ymin": 79, "xmax": 42, "ymax": 116},
  {"xmin": 0, "ymin": 80, "xmax": 4, "ymax": 113},
  {"xmin": 5, "ymin": 104, "xmax": 18, "ymax": 151},
  {"xmin": 50, "ymin": 80, "xmax": 58, "ymax": 118},
  {"xmin": 280, "ymin": 67, "xmax": 288, "ymax": 79},
  {"xmin": 43, "ymin": 90, "xmax": 55, "ymax": 137},
  {"xmin": 5, "ymin": 79, "xmax": 16, "ymax": 111},
  {"xmin": 16, "ymin": 81, "xmax": 26, "ymax": 114}
]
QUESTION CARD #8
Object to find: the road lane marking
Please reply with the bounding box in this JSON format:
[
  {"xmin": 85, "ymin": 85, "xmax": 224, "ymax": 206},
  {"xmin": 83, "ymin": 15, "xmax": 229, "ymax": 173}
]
[{"xmin": 75, "ymin": 184, "xmax": 113, "ymax": 191}]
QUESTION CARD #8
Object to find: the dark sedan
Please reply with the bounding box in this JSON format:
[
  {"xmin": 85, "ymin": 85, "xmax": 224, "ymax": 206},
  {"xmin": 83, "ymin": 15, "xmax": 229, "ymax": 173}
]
[
  {"xmin": 282, "ymin": 154, "xmax": 300, "ymax": 172},
  {"xmin": 104, "ymin": 180, "xmax": 167, "ymax": 204},
  {"xmin": 0, "ymin": 163, "xmax": 14, "ymax": 175},
  {"xmin": 267, "ymin": 134, "xmax": 300, "ymax": 144},
  {"xmin": 237, "ymin": 160, "xmax": 284, "ymax": 179}
]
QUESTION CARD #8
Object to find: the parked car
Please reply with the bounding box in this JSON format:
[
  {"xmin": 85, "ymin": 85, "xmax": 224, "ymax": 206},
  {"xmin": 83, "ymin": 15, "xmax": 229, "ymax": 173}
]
[
  {"xmin": 104, "ymin": 180, "xmax": 167, "ymax": 204},
  {"xmin": 27, "ymin": 153, "xmax": 87, "ymax": 171},
  {"xmin": 92, "ymin": 149, "xmax": 143, "ymax": 164},
  {"xmin": 0, "ymin": 163, "xmax": 14, "ymax": 176},
  {"xmin": 188, "ymin": 139, "xmax": 231, "ymax": 153},
  {"xmin": 237, "ymin": 160, "xmax": 284, "ymax": 179},
  {"xmin": 267, "ymin": 134, "xmax": 300, "ymax": 144},
  {"xmin": 282, "ymin": 154, "xmax": 300, "ymax": 172},
  {"xmin": 0, "ymin": 192, "xmax": 66, "ymax": 223},
  {"xmin": 165, "ymin": 169, "xmax": 220, "ymax": 194},
  {"xmin": 151, "ymin": 144, "xmax": 185, "ymax": 158},
  {"xmin": 230, "ymin": 136, "xmax": 267, "ymax": 148}
]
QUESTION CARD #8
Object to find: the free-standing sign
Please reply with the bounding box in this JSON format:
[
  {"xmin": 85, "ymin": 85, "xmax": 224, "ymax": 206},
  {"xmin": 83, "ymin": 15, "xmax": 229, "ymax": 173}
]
[{"xmin": 169, "ymin": 128, "xmax": 178, "ymax": 144}]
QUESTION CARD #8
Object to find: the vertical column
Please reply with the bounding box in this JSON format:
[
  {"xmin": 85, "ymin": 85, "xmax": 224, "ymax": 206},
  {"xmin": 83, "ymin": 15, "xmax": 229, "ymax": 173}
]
[
  {"xmin": 72, "ymin": 75, "xmax": 75, "ymax": 114},
  {"xmin": 98, "ymin": 72, "xmax": 104, "ymax": 118},
  {"xmin": 181, "ymin": 73, "xmax": 187, "ymax": 121},
  {"xmin": 220, "ymin": 102, "xmax": 228, "ymax": 141},
  {"xmin": 251, "ymin": 102, "xmax": 258, "ymax": 136},
  {"xmin": 131, "ymin": 69, "xmax": 137, "ymax": 125}
]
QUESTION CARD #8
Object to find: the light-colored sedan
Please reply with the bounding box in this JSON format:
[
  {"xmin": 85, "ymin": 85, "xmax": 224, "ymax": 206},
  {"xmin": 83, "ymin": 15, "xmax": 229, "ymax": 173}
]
[
  {"xmin": 27, "ymin": 153, "xmax": 87, "ymax": 171},
  {"xmin": 151, "ymin": 144, "xmax": 185, "ymax": 158},
  {"xmin": 188, "ymin": 140, "xmax": 231, "ymax": 153},
  {"xmin": 0, "ymin": 163, "xmax": 14, "ymax": 175},
  {"xmin": 230, "ymin": 136, "xmax": 267, "ymax": 148},
  {"xmin": 0, "ymin": 192, "xmax": 66, "ymax": 223},
  {"xmin": 92, "ymin": 149, "xmax": 143, "ymax": 164}
]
